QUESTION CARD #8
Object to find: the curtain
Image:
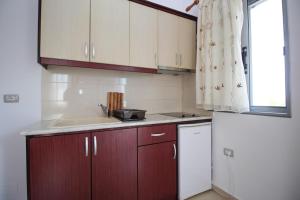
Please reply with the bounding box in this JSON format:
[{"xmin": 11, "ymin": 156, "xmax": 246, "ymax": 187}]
[{"xmin": 196, "ymin": 0, "xmax": 249, "ymax": 113}]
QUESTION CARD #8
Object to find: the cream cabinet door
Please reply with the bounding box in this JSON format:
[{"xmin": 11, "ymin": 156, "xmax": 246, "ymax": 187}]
[
  {"xmin": 40, "ymin": 0, "xmax": 90, "ymax": 61},
  {"xmin": 158, "ymin": 11, "xmax": 179, "ymax": 68},
  {"xmin": 130, "ymin": 2, "xmax": 158, "ymax": 69},
  {"xmin": 91, "ymin": 0, "xmax": 130, "ymax": 65},
  {"xmin": 178, "ymin": 18, "xmax": 196, "ymax": 70}
]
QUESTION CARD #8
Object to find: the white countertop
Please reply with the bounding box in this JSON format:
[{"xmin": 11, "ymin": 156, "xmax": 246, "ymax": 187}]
[{"xmin": 20, "ymin": 114, "xmax": 212, "ymax": 136}]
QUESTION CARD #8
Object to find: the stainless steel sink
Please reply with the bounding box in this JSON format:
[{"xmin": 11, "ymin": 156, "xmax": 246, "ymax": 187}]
[{"xmin": 52, "ymin": 117, "xmax": 121, "ymax": 128}]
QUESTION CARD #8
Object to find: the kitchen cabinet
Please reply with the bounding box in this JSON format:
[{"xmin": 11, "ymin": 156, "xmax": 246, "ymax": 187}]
[
  {"xmin": 28, "ymin": 129, "xmax": 137, "ymax": 200},
  {"xmin": 138, "ymin": 141, "xmax": 177, "ymax": 200},
  {"xmin": 178, "ymin": 17, "xmax": 196, "ymax": 70},
  {"xmin": 138, "ymin": 124, "xmax": 177, "ymax": 200},
  {"xmin": 40, "ymin": 0, "xmax": 90, "ymax": 61},
  {"xmin": 39, "ymin": 0, "xmax": 196, "ymax": 73},
  {"xmin": 92, "ymin": 129, "xmax": 137, "ymax": 200},
  {"xmin": 158, "ymin": 11, "xmax": 179, "ymax": 68},
  {"xmin": 138, "ymin": 124, "xmax": 176, "ymax": 146},
  {"xmin": 28, "ymin": 133, "xmax": 91, "ymax": 200},
  {"xmin": 130, "ymin": 2, "xmax": 158, "ymax": 69},
  {"xmin": 158, "ymin": 11, "xmax": 196, "ymax": 70},
  {"xmin": 90, "ymin": 0, "xmax": 130, "ymax": 65},
  {"xmin": 27, "ymin": 123, "xmax": 185, "ymax": 200}
]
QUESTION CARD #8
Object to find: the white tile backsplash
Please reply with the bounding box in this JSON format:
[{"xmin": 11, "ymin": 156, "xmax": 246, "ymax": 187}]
[{"xmin": 42, "ymin": 66, "xmax": 183, "ymax": 120}]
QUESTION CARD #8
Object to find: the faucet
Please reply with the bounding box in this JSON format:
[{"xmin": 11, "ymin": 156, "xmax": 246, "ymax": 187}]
[{"xmin": 98, "ymin": 104, "xmax": 109, "ymax": 117}]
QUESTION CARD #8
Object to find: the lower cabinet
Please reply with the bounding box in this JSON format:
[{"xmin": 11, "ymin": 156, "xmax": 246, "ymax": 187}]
[
  {"xmin": 28, "ymin": 133, "xmax": 91, "ymax": 200},
  {"xmin": 92, "ymin": 129, "xmax": 137, "ymax": 200},
  {"xmin": 138, "ymin": 141, "xmax": 177, "ymax": 200},
  {"xmin": 28, "ymin": 129, "xmax": 137, "ymax": 200},
  {"xmin": 27, "ymin": 125, "xmax": 178, "ymax": 200}
]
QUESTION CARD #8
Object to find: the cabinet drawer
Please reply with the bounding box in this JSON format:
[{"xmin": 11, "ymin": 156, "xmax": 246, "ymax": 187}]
[{"xmin": 138, "ymin": 124, "xmax": 176, "ymax": 146}]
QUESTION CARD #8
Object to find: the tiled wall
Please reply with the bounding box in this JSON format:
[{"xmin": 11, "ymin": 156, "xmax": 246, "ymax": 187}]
[
  {"xmin": 182, "ymin": 73, "xmax": 204, "ymax": 114},
  {"xmin": 42, "ymin": 66, "xmax": 183, "ymax": 120},
  {"xmin": 182, "ymin": 73, "xmax": 196, "ymax": 113}
]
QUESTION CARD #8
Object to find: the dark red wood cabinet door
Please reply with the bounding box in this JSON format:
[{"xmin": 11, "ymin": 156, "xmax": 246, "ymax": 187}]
[
  {"xmin": 138, "ymin": 141, "xmax": 177, "ymax": 200},
  {"xmin": 28, "ymin": 133, "xmax": 91, "ymax": 200},
  {"xmin": 92, "ymin": 128, "xmax": 137, "ymax": 200}
]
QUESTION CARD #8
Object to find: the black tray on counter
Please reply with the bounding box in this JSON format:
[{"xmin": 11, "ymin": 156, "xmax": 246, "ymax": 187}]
[{"xmin": 113, "ymin": 109, "xmax": 146, "ymax": 122}]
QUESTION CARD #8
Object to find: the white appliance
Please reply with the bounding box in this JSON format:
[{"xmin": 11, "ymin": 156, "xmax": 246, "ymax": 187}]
[{"xmin": 178, "ymin": 122, "xmax": 212, "ymax": 200}]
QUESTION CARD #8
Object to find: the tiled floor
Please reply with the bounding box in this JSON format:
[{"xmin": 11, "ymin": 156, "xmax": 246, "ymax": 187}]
[{"xmin": 187, "ymin": 190, "xmax": 228, "ymax": 200}]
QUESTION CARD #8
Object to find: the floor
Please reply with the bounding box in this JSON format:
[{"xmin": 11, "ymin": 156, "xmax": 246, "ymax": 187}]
[{"xmin": 188, "ymin": 190, "xmax": 228, "ymax": 200}]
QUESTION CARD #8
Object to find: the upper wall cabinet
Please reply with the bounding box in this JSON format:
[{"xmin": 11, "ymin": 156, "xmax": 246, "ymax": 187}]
[
  {"xmin": 90, "ymin": 0, "xmax": 130, "ymax": 66},
  {"xmin": 179, "ymin": 17, "xmax": 196, "ymax": 70},
  {"xmin": 40, "ymin": 0, "xmax": 90, "ymax": 62},
  {"xmin": 39, "ymin": 0, "xmax": 196, "ymax": 73},
  {"xmin": 158, "ymin": 12, "xmax": 179, "ymax": 69},
  {"xmin": 158, "ymin": 11, "xmax": 196, "ymax": 70},
  {"xmin": 130, "ymin": 2, "xmax": 158, "ymax": 69}
]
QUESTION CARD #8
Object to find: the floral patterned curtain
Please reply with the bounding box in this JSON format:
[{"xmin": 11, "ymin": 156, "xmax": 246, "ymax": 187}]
[{"xmin": 196, "ymin": 0, "xmax": 249, "ymax": 112}]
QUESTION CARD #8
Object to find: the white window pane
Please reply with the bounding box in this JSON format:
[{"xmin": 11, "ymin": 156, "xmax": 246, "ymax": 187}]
[{"xmin": 250, "ymin": 0, "xmax": 286, "ymax": 107}]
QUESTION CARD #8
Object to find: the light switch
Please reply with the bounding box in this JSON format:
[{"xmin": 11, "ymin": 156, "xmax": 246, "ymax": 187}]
[{"xmin": 3, "ymin": 94, "xmax": 19, "ymax": 103}]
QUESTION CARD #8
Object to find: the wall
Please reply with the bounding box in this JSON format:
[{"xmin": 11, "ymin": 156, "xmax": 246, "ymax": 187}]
[
  {"xmin": 211, "ymin": 0, "xmax": 300, "ymax": 199},
  {"xmin": 42, "ymin": 66, "xmax": 183, "ymax": 120},
  {"xmin": 0, "ymin": 0, "xmax": 41, "ymax": 199}
]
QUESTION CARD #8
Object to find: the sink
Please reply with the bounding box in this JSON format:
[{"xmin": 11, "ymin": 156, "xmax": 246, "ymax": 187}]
[{"xmin": 52, "ymin": 117, "xmax": 121, "ymax": 128}]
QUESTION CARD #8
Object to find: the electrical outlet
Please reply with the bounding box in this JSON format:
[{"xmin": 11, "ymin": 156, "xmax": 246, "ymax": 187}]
[
  {"xmin": 224, "ymin": 148, "xmax": 234, "ymax": 158},
  {"xmin": 3, "ymin": 94, "xmax": 19, "ymax": 103}
]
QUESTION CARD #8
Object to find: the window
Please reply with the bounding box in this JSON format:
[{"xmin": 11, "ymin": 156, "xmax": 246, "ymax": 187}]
[{"xmin": 243, "ymin": 0, "xmax": 291, "ymax": 117}]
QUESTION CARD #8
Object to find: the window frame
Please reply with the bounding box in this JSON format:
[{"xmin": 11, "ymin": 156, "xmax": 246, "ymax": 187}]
[{"xmin": 243, "ymin": 0, "xmax": 291, "ymax": 117}]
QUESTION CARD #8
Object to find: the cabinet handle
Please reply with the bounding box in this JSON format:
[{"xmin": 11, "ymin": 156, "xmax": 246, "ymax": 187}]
[
  {"xmin": 84, "ymin": 43, "xmax": 89, "ymax": 58},
  {"xmin": 91, "ymin": 44, "xmax": 95, "ymax": 59},
  {"xmin": 93, "ymin": 136, "xmax": 97, "ymax": 156},
  {"xmin": 173, "ymin": 144, "xmax": 177, "ymax": 160},
  {"xmin": 178, "ymin": 122, "xmax": 211, "ymax": 128},
  {"xmin": 176, "ymin": 54, "xmax": 178, "ymax": 65},
  {"xmin": 180, "ymin": 54, "xmax": 182, "ymax": 66},
  {"xmin": 154, "ymin": 53, "xmax": 158, "ymax": 66},
  {"xmin": 85, "ymin": 137, "xmax": 89, "ymax": 157},
  {"xmin": 193, "ymin": 132, "xmax": 202, "ymax": 135},
  {"xmin": 151, "ymin": 133, "xmax": 166, "ymax": 137}
]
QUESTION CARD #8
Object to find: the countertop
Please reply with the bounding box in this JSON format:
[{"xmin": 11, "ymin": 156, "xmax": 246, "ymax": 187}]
[{"xmin": 21, "ymin": 114, "xmax": 212, "ymax": 136}]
